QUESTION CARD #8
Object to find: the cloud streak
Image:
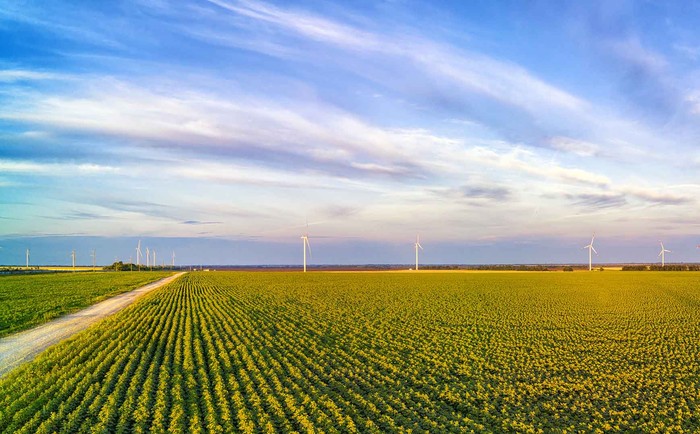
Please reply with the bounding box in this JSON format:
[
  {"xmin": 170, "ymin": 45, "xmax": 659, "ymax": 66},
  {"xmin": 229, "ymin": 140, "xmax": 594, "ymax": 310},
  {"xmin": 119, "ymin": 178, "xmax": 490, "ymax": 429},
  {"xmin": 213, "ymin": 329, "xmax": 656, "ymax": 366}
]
[
  {"xmin": 0, "ymin": 69, "xmax": 69, "ymax": 82},
  {"xmin": 0, "ymin": 78, "xmax": 458, "ymax": 182},
  {"xmin": 0, "ymin": 159, "xmax": 119, "ymax": 175}
]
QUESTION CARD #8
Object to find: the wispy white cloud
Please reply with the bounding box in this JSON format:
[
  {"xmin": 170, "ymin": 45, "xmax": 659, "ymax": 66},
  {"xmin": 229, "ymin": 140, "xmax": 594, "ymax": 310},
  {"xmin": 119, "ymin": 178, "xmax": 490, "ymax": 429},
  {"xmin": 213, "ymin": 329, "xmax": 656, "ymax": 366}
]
[
  {"xmin": 459, "ymin": 145, "xmax": 611, "ymax": 187},
  {"xmin": 0, "ymin": 79, "xmax": 457, "ymax": 180},
  {"xmin": 204, "ymin": 0, "xmax": 383, "ymax": 51},
  {"xmin": 0, "ymin": 69, "xmax": 69, "ymax": 82},
  {"xmin": 0, "ymin": 74, "xmax": 618, "ymax": 201},
  {"xmin": 549, "ymin": 136, "xmax": 600, "ymax": 157},
  {"xmin": 0, "ymin": 3, "xmax": 123, "ymax": 49},
  {"xmin": 620, "ymin": 186, "xmax": 693, "ymax": 205},
  {"xmin": 188, "ymin": 0, "xmax": 681, "ymax": 165},
  {"xmin": 171, "ymin": 161, "xmax": 381, "ymax": 191},
  {"xmin": 200, "ymin": 0, "xmax": 585, "ymax": 117},
  {"xmin": 411, "ymin": 45, "xmax": 585, "ymax": 113},
  {"xmin": 0, "ymin": 159, "xmax": 119, "ymax": 175}
]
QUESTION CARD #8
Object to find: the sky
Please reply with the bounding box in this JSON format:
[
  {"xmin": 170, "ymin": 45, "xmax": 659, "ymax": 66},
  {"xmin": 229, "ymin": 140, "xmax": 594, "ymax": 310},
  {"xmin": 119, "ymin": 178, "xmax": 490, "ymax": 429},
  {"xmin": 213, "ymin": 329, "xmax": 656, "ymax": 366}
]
[{"xmin": 1, "ymin": 0, "xmax": 700, "ymax": 266}]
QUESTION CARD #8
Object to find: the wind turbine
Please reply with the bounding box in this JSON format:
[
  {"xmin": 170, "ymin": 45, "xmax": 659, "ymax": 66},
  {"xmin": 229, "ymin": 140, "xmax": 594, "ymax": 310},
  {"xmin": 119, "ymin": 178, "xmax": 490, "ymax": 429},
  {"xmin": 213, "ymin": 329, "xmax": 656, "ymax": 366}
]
[
  {"xmin": 146, "ymin": 247, "xmax": 150, "ymax": 268},
  {"xmin": 71, "ymin": 250, "xmax": 76, "ymax": 271},
  {"xmin": 659, "ymin": 241, "xmax": 671, "ymax": 267},
  {"xmin": 414, "ymin": 235, "xmax": 423, "ymax": 271},
  {"xmin": 136, "ymin": 240, "xmax": 142, "ymax": 270},
  {"xmin": 26, "ymin": 248, "xmax": 30, "ymax": 269},
  {"xmin": 301, "ymin": 229, "xmax": 311, "ymax": 272},
  {"xmin": 172, "ymin": 251, "xmax": 175, "ymax": 269},
  {"xmin": 583, "ymin": 234, "xmax": 597, "ymax": 271},
  {"xmin": 152, "ymin": 249, "xmax": 156, "ymax": 270},
  {"xmin": 91, "ymin": 249, "xmax": 96, "ymax": 271}
]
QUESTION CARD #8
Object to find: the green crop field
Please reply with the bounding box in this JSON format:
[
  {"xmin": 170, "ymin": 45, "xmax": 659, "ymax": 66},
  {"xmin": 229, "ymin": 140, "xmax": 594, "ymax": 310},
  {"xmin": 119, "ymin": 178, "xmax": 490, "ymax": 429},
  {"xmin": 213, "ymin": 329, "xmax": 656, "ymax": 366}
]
[
  {"xmin": 0, "ymin": 272, "xmax": 173, "ymax": 338},
  {"xmin": 2, "ymin": 271, "xmax": 700, "ymax": 433}
]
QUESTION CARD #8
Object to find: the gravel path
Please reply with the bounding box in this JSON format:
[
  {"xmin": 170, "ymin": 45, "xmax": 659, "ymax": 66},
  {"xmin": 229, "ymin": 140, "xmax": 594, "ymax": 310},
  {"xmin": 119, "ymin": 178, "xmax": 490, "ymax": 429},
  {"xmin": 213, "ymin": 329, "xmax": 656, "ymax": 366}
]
[{"xmin": 0, "ymin": 272, "xmax": 185, "ymax": 378}]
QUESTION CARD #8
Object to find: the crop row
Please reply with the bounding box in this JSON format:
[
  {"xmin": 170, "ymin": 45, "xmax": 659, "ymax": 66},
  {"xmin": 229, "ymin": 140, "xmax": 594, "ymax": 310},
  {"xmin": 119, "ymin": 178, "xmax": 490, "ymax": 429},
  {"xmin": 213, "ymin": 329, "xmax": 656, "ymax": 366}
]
[{"xmin": 1, "ymin": 271, "xmax": 700, "ymax": 432}]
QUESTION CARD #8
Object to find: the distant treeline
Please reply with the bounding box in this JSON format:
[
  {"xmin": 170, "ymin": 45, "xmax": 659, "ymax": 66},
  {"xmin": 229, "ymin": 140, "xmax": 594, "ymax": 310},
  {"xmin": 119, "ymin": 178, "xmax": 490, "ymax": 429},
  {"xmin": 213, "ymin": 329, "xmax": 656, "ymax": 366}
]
[
  {"xmin": 0, "ymin": 267, "xmax": 56, "ymax": 275},
  {"xmin": 472, "ymin": 264, "xmax": 551, "ymax": 271},
  {"xmin": 421, "ymin": 265, "xmax": 463, "ymax": 270},
  {"xmin": 621, "ymin": 265, "xmax": 700, "ymax": 271},
  {"xmin": 422, "ymin": 264, "xmax": 551, "ymax": 271},
  {"xmin": 103, "ymin": 261, "xmax": 177, "ymax": 271}
]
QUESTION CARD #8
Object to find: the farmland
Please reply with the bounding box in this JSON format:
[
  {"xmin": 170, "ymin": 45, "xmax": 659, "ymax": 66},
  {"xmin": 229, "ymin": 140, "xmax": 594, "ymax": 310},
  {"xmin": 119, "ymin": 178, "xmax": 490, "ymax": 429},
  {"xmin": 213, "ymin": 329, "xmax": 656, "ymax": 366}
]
[
  {"xmin": 0, "ymin": 272, "xmax": 173, "ymax": 338},
  {"xmin": 2, "ymin": 271, "xmax": 700, "ymax": 432}
]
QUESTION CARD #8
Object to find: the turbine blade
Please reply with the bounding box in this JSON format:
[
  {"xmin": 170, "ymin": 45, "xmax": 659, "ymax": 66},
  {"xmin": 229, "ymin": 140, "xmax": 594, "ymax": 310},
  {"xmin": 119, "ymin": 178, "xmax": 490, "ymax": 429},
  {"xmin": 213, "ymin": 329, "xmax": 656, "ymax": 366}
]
[
  {"xmin": 591, "ymin": 246, "xmax": 597, "ymax": 254},
  {"xmin": 418, "ymin": 243, "xmax": 423, "ymax": 250},
  {"xmin": 304, "ymin": 237, "xmax": 312, "ymax": 258}
]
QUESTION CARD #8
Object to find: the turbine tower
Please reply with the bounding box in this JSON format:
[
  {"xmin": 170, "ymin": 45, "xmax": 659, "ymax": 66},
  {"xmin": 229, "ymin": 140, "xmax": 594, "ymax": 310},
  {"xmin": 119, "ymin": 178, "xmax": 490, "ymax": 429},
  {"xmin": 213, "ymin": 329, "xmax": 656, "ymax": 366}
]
[
  {"xmin": 301, "ymin": 230, "xmax": 311, "ymax": 272},
  {"xmin": 136, "ymin": 240, "xmax": 142, "ymax": 269},
  {"xmin": 414, "ymin": 235, "xmax": 423, "ymax": 270},
  {"xmin": 583, "ymin": 234, "xmax": 597, "ymax": 271},
  {"xmin": 26, "ymin": 248, "xmax": 30, "ymax": 269},
  {"xmin": 146, "ymin": 247, "xmax": 150, "ymax": 268},
  {"xmin": 172, "ymin": 251, "xmax": 175, "ymax": 269},
  {"xmin": 659, "ymin": 241, "xmax": 671, "ymax": 267},
  {"xmin": 91, "ymin": 249, "xmax": 96, "ymax": 271},
  {"xmin": 152, "ymin": 250, "xmax": 156, "ymax": 269},
  {"xmin": 71, "ymin": 250, "xmax": 76, "ymax": 270}
]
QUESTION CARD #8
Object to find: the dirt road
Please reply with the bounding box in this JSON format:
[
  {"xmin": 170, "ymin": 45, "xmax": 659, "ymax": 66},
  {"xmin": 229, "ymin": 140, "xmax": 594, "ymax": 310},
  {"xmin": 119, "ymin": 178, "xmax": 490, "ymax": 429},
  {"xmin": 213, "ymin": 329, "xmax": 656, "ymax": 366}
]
[{"xmin": 0, "ymin": 272, "xmax": 185, "ymax": 378}]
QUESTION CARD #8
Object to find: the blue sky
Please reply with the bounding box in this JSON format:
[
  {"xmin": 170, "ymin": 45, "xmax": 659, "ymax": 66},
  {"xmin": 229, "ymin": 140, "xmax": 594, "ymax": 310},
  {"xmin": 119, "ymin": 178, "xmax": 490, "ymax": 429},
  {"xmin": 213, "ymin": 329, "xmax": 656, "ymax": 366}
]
[{"xmin": 1, "ymin": 0, "xmax": 700, "ymax": 265}]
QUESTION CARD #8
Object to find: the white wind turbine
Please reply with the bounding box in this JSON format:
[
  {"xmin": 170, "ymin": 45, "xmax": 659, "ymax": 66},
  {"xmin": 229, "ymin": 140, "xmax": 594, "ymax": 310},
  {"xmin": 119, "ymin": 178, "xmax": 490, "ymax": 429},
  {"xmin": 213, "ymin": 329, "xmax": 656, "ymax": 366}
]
[
  {"xmin": 583, "ymin": 234, "xmax": 597, "ymax": 271},
  {"xmin": 26, "ymin": 248, "xmax": 30, "ymax": 269},
  {"xmin": 136, "ymin": 240, "xmax": 142, "ymax": 270},
  {"xmin": 659, "ymin": 241, "xmax": 671, "ymax": 267},
  {"xmin": 301, "ymin": 228, "xmax": 311, "ymax": 272},
  {"xmin": 152, "ymin": 249, "xmax": 156, "ymax": 269},
  {"xmin": 146, "ymin": 247, "xmax": 150, "ymax": 268},
  {"xmin": 91, "ymin": 249, "xmax": 96, "ymax": 271},
  {"xmin": 172, "ymin": 251, "xmax": 175, "ymax": 269},
  {"xmin": 71, "ymin": 250, "xmax": 76, "ymax": 270},
  {"xmin": 414, "ymin": 235, "xmax": 423, "ymax": 271}
]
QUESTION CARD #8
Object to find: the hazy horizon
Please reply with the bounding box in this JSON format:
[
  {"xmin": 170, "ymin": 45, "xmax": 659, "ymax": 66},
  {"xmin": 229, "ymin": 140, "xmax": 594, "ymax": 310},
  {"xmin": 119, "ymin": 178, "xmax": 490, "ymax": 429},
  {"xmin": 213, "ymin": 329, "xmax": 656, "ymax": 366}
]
[{"xmin": 2, "ymin": 234, "xmax": 700, "ymax": 267}]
